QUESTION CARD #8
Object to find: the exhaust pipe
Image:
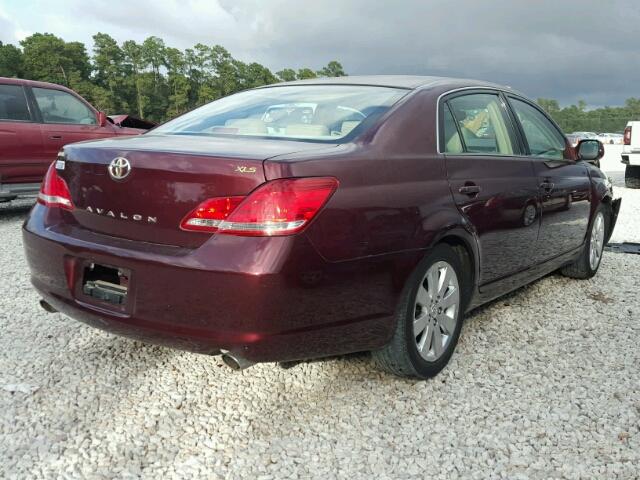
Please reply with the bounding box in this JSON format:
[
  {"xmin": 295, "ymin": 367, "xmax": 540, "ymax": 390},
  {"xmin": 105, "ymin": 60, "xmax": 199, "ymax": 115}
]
[
  {"xmin": 220, "ymin": 350, "xmax": 255, "ymax": 371},
  {"xmin": 39, "ymin": 299, "xmax": 58, "ymax": 313}
]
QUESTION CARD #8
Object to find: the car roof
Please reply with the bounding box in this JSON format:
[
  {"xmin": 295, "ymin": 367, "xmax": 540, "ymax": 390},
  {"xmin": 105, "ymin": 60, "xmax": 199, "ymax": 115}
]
[
  {"xmin": 263, "ymin": 75, "xmax": 513, "ymax": 91},
  {"xmin": 0, "ymin": 76, "xmax": 76, "ymax": 92}
]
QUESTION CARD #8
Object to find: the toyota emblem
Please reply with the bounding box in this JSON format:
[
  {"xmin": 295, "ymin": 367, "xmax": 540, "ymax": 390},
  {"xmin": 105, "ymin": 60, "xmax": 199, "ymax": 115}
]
[{"xmin": 108, "ymin": 157, "xmax": 131, "ymax": 180}]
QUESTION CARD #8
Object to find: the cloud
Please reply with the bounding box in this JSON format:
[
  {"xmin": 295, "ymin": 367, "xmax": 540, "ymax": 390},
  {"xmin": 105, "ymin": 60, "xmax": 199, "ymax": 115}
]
[
  {"xmin": 2, "ymin": 0, "xmax": 639, "ymax": 105},
  {"xmin": 0, "ymin": 7, "xmax": 21, "ymax": 43}
]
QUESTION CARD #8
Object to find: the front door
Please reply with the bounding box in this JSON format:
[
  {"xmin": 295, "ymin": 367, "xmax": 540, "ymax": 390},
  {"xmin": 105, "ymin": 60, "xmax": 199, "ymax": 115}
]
[
  {"xmin": 507, "ymin": 97, "xmax": 592, "ymax": 262},
  {"xmin": 30, "ymin": 86, "xmax": 115, "ymax": 162},
  {"xmin": 442, "ymin": 91, "xmax": 540, "ymax": 285}
]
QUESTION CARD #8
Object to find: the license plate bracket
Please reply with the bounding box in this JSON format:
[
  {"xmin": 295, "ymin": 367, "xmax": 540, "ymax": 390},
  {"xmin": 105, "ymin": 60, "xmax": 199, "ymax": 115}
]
[{"xmin": 82, "ymin": 263, "xmax": 130, "ymax": 305}]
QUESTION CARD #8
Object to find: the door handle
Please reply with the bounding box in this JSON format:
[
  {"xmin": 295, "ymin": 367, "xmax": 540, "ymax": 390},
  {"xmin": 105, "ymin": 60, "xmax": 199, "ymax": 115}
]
[
  {"xmin": 50, "ymin": 135, "xmax": 63, "ymax": 140},
  {"xmin": 540, "ymin": 181, "xmax": 554, "ymax": 192},
  {"xmin": 458, "ymin": 185, "xmax": 481, "ymax": 196}
]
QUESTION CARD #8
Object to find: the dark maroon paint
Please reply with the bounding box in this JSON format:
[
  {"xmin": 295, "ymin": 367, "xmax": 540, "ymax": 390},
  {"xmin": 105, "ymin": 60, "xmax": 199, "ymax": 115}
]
[
  {"xmin": 22, "ymin": 76, "xmax": 620, "ymax": 363},
  {"xmin": 0, "ymin": 77, "xmax": 145, "ymax": 191}
]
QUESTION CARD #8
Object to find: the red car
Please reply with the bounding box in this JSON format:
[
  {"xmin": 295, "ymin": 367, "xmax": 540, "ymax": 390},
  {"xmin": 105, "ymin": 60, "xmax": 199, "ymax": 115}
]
[
  {"xmin": 23, "ymin": 76, "xmax": 620, "ymax": 379},
  {"xmin": 0, "ymin": 77, "xmax": 148, "ymax": 202}
]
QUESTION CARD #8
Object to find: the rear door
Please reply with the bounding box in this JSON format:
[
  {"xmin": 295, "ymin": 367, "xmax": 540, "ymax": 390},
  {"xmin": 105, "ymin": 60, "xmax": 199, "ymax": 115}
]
[
  {"xmin": 442, "ymin": 90, "xmax": 540, "ymax": 285},
  {"xmin": 30, "ymin": 86, "xmax": 115, "ymax": 161},
  {"xmin": 506, "ymin": 96, "xmax": 591, "ymax": 262},
  {"xmin": 0, "ymin": 83, "xmax": 45, "ymax": 185}
]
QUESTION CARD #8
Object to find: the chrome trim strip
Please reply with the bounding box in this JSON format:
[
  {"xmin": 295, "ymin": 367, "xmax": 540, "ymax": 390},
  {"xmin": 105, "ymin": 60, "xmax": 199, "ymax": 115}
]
[{"xmin": 37, "ymin": 193, "xmax": 72, "ymax": 207}]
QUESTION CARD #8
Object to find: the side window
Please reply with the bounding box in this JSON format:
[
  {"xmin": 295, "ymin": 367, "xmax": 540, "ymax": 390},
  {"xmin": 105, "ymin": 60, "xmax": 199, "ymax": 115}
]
[
  {"xmin": 33, "ymin": 87, "xmax": 97, "ymax": 125},
  {"xmin": 447, "ymin": 93, "xmax": 515, "ymax": 155},
  {"xmin": 509, "ymin": 98, "xmax": 565, "ymax": 160},
  {"xmin": 0, "ymin": 84, "xmax": 31, "ymax": 121},
  {"xmin": 443, "ymin": 104, "xmax": 463, "ymax": 153}
]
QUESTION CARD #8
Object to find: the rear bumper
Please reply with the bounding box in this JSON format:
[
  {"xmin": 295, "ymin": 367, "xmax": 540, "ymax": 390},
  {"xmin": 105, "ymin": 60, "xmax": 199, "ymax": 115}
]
[
  {"xmin": 23, "ymin": 205, "xmax": 403, "ymax": 362},
  {"xmin": 0, "ymin": 181, "xmax": 40, "ymax": 201},
  {"xmin": 621, "ymin": 151, "xmax": 640, "ymax": 166}
]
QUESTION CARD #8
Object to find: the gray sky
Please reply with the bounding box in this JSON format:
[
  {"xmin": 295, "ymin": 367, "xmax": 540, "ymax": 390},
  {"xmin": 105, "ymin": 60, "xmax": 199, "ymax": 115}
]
[{"xmin": 1, "ymin": 0, "xmax": 638, "ymax": 106}]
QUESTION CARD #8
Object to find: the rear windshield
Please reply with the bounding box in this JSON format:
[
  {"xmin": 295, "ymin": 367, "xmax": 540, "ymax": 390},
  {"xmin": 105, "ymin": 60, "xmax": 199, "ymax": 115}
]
[{"xmin": 153, "ymin": 85, "xmax": 408, "ymax": 142}]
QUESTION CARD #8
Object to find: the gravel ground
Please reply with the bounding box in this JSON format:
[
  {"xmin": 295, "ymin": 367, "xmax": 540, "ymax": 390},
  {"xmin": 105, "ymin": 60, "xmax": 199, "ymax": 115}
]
[{"xmin": 1, "ymin": 165, "xmax": 640, "ymax": 479}]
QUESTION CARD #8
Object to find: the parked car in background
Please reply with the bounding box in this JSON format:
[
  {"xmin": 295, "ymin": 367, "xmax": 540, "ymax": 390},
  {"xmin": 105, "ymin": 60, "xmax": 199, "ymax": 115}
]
[
  {"xmin": 0, "ymin": 77, "xmax": 152, "ymax": 203},
  {"xmin": 23, "ymin": 76, "xmax": 620, "ymax": 379},
  {"xmin": 107, "ymin": 114, "xmax": 157, "ymax": 130},
  {"xmin": 569, "ymin": 132, "xmax": 597, "ymax": 144},
  {"xmin": 597, "ymin": 133, "xmax": 623, "ymax": 145},
  {"xmin": 622, "ymin": 121, "xmax": 640, "ymax": 188},
  {"xmin": 572, "ymin": 131, "xmax": 598, "ymax": 140}
]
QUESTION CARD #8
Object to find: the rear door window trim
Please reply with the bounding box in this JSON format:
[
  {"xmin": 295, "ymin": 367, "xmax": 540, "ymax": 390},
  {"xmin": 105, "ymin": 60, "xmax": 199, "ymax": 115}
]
[{"xmin": 438, "ymin": 88, "xmax": 524, "ymax": 157}]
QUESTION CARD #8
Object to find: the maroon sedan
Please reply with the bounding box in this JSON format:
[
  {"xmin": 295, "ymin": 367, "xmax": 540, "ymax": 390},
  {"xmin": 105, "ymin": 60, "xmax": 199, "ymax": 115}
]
[
  {"xmin": 23, "ymin": 76, "xmax": 620, "ymax": 379},
  {"xmin": 0, "ymin": 77, "xmax": 147, "ymax": 202}
]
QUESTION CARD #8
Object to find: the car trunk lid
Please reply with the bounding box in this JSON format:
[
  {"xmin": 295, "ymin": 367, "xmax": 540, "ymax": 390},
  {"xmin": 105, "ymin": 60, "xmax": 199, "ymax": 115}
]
[{"xmin": 61, "ymin": 134, "xmax": 325, "ymax": 248}]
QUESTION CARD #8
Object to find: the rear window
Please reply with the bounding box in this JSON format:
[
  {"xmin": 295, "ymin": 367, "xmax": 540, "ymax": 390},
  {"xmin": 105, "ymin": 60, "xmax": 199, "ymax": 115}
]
[
  {"xmin": 153, "ymin": 85, "xmax": 408, "ymax": 142},
  {"xmin": 0, "ymin": 84, "xmax": 30, "ymax": 121}
]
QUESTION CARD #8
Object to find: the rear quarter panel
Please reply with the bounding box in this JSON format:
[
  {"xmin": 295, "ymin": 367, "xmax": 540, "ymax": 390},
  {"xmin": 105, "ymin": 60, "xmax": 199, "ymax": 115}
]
[{"xmin": 264, "ymin": 89, "xmax": 472, "ymax": 282}]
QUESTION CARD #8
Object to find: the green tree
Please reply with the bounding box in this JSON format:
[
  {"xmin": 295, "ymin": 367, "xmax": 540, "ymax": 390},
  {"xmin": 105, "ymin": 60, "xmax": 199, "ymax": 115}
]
[
  {"xmin": 317, "ymin": 60, "xmax": 345, "ymax": 77},
  {"xmin": 20, "ymin": 33, "xmax": 91, "ymax": 88},
  {"xmin": 276, "ymin": 68, "xmax": 296, "ymax": 82},
  {"xmin": 296, "ymin": 68, "xmax": 317, "ymax": 80},
  {"xmin": 165, "ymin": 47, "xmax": 190, "ymax": 118},
  {"xmin": 140, "ymin": 37, "xmax": 169, "ymax": 122},
  {"xmin": 1, "ymin": 33, "xmax": 349, "ymax": 122},
  {"xmin": 537, "ymin": 98, "xmax": 560, "ymax": 116},
  {"xmin": 235, "ymin": 61, "xmax": 278, "ymax": 90},
  {"xmin": 122, "ymin": 40, "xmax": 147, "ymax": 118},
  {"xmin": 0, "ymin": 41, "xmax": 23, "ymax": 77},
  {"xmin": 91, "ymin": 33, "xmax": 127, "ymax": 113}
]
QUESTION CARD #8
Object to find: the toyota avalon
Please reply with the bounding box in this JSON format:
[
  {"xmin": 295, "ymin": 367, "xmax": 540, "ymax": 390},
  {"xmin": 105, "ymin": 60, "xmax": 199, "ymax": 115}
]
[{"xmin": 22, "ymin": 76, "xmax": 620, "ymax": 379}]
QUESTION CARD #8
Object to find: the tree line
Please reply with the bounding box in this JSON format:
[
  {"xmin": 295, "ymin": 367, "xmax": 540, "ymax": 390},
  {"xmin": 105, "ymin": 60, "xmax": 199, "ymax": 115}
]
[
  {"xmin": 1, "ymin": 33, "xmax": 638, "ymax": 132},
  {"xmin": 537, "ymin": 98, "xmax": 640, "ymax": 134},
  {"xmin": 0, "ymin": 33, "xmax": 346, "ymax": 123}
]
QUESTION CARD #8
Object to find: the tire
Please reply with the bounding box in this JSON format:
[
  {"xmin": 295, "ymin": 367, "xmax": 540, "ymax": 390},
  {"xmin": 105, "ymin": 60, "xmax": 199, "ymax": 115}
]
[
  {"xmin": 372, "ymin": 244, "xmax": 468, "ymax": 379},
  {"xmin": 625, "ymin": 165, "xmax": 640, "ymax": 189},
  {"xmin": 560, "ymin": 204, "xmax": 609, "ymax": 279}
]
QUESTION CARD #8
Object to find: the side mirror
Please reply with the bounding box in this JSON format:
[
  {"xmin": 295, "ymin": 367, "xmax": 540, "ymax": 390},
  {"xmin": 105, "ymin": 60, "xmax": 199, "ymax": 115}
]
[
  {"xmin": 576, "ymin": 139, "xmax": 603, "ymax": 163},
  {"xmin": 97, "ymin": 111, "xmax": 108, "ymax": 127}
]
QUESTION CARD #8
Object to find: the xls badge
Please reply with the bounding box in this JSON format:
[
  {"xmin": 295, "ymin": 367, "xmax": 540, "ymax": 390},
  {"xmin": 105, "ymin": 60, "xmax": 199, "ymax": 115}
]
[{"xmin": 235, "ymin": 165, "xmax": 257, "ymax": 174}]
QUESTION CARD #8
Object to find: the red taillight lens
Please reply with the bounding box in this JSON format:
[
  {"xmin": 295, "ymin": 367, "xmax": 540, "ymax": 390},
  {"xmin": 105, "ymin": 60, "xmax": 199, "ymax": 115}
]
[
  {"xmin": 180, "ymin": 196, "xmax": 245, "ymax": 232},
  {"xmin": 180, "ymin": 177, "xmax": 338, "ymax": 236},
  {"xmin": 624, "ymin": 126, "xmax": 632, "ymax": 145},
  {"xmin": 37, "ymin": 163, "xmax": 74, "ymax": 210}
]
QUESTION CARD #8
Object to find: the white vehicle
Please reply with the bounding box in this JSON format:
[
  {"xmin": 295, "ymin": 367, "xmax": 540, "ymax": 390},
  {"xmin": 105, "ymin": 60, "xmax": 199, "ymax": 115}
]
[
  {"xmin": 598, "ymin": 132, "xmax": 623, "ymax": 145},
  {"xmin": 572, "ymin": 131, "xmax": 598, "ymax": 140},
  {"xmin": 622, "ymin": 121, "xmax": 640, "ymax": 188}
]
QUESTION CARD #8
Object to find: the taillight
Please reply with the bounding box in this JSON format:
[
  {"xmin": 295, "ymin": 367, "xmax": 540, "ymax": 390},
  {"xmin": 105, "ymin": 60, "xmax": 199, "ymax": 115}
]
[
  {"xmin": 180, "ymin": 196, "xmax": 245, "ymax": 232},
  {"xmin": 624, "ymin": 126, "xmax": 632, "ymax": 145},
  {"xmin": 37, "ymin": 163, "xmax": 74, "ymax": 210},
  {"xmin": 180, "ymin": 177, "xmax": 338, "ymax": 236}
]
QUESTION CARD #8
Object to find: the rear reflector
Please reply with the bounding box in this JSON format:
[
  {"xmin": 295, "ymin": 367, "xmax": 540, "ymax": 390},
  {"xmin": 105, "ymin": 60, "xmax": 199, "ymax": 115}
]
[
  {"xmin": 37, "ymin": 163, "xmax": 74, "ymax": 210},
  {"xmin": 624, "ymin": 126, "xmax": 632, "ymax": 145},
  {"xmin": 180, "ymin": 177, "xmax": 338, "ymax": 236}
]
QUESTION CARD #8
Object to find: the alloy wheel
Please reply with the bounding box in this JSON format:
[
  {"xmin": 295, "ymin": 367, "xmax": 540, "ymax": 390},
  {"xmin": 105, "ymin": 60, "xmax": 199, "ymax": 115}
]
[
  {"xmin": 589, "ymin": 211, "xmax": 605, "ymax": 270},
  {"xmin": 413, "ymin": 261, "xmax": 460, "ymax": 362}
]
